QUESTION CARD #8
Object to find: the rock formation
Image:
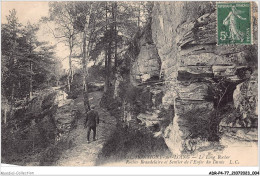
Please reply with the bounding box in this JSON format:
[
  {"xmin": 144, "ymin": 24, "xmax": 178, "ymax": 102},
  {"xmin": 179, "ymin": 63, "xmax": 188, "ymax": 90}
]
[{"xmin": 105, "ymin": 1, "xmax": 258, "ymax": 155}]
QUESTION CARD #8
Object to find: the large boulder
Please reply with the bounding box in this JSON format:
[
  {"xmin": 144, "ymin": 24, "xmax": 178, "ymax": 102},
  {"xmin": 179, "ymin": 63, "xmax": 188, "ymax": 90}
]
[{"xmin": 131, "ymin": 44, "xmax": 161, "ymax": 82}]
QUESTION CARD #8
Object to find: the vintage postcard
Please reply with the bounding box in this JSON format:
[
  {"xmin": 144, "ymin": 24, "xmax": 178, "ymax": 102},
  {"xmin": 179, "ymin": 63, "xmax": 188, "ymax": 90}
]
[{"xmin": 1, "ymin": 0, "xmax": 258, "ymax": 175}]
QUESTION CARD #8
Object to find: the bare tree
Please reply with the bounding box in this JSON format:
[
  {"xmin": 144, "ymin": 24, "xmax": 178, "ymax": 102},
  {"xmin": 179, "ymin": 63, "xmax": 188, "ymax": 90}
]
[
  {"xmin": 73, "ymin": 2, "xmax": 99, "ymax": 111},
  {"xmin": 47, "ymin": 2, "xmax": 78, "ymax": 92}
]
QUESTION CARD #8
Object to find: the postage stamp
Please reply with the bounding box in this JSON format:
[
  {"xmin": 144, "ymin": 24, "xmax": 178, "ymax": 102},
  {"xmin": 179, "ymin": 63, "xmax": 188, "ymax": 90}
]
[{"xmin": 217, "ymin": 2, "xmax": 252, "ymax": 45}]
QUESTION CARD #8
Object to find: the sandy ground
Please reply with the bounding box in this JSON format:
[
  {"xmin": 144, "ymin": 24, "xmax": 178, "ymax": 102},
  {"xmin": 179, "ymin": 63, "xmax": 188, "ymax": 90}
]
[{"xmin": 55, "ymin": 91, "xmax": 117, "ymax": 166}]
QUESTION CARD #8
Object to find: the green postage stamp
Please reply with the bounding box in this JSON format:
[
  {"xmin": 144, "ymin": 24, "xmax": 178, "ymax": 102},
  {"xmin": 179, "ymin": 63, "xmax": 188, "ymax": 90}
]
[{"xmin": 217, "ymin": 2, "xmax": 252, "ymax": 45}]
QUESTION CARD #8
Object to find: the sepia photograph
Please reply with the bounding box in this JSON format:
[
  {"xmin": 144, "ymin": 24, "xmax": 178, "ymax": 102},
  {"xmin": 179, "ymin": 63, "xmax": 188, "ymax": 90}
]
[{"xmin": 1, "ymin": 0, "xmax": 258, "ymax": 174}]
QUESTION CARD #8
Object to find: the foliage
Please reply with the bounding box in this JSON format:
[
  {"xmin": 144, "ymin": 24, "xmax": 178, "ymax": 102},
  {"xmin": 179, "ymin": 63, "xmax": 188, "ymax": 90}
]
[
  {"xmin": 206, "ymin": 77, "xmax": 237, "ymax": 109},
  {"xmin": 1, "ymin": 9, "xmax": 57, "ymax": 102},
  {"xmin": 182, "ymin": 108, "xmax": 220, "ymax": 141},
  {"xmin": 96, "ymin": 126, "xmax": 170, "ymax": 165},
  {"xmin": 39, "ymin": 140, "xmax": 73, "ymax": 166},
  {"xmin": 47, "ymin": 2, "xmax": 80, "ymax": 92},
  {"xmin": 1, "ymin": 91, "xmax": 58, "ymax": 165},
  {"xmin": 89, "ymin": 2, "xmax": 153, "ymax": 64},
  {"xmin": 64, "ymin": 66, "xmax": 105, "ymax": 99}
]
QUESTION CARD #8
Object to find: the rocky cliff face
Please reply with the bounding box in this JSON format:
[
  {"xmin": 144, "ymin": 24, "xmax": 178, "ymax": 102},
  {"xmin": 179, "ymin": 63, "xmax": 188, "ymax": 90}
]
[
  {"xmin": 151, "ymin": 2, "xmax": 258, "ymax": 154},
  {"xmin": 109, "ymin": 2, "xmax": 258, "ymax": 155}
]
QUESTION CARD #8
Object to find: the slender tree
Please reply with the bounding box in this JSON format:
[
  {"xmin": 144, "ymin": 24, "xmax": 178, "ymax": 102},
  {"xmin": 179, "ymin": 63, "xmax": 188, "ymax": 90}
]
[
  {"xmin": 48, "ymin": 2, "xmax": 78, "ymax": 92},
  {"xmin": 23, "ymin": 23, "xmax": 40, "ymax": 99},
  {"xmin": 72, "ymin": 2, "xmax": 97, "ymax": 111},
  {"xmin": 104, "ymin": 2, "xmax": 109, "ymax": 92}
]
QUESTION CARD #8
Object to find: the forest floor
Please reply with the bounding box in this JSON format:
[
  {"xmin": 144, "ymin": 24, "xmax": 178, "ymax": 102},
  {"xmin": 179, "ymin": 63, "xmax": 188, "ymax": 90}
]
[{"xmin": 54, "ymin": 91, "xmax": 117, "ymax": 166}]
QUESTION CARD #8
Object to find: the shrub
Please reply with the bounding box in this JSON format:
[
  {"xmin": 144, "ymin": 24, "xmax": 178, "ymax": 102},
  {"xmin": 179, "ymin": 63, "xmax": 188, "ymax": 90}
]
[
  {"xmin": 95, "ymin": 126, "xmax": 170, "ymax": 165},
  {"xmin": 181, "ymin": 108, "xmax": 220, "ymax": 141}
]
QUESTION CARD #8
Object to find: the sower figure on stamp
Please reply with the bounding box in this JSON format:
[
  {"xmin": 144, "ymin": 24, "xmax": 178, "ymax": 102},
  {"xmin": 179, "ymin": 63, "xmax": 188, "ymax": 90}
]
[
  {"xmin": 223, "ymin": 5, "xmax": 247, "ymax": 42},
  {"xmin": 84, "ymin": 105, "xmax": 99, "ymax": 144}
]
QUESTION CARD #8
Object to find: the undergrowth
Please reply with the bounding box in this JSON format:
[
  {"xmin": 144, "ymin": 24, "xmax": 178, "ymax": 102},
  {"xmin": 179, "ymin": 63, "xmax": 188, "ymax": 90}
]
[{"xmin": 95, "ymin": 125, "xmax": 170, "ymax": 165}]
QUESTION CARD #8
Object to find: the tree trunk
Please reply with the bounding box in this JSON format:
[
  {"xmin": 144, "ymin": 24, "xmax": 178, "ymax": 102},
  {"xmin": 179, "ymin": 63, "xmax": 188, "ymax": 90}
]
[
  {"xmin": 4, "ymin": 105, "xmax": 7, "ymax": 124},
  {"xmin": 138, "ymin": 2, "xmax": 141, "ymax": 28},
  {"xmin": 29, "ymin": 60, "xmax": 33, "ymax": 99},
  {"xmin": 107, "ymin": 30, "xmax": 112, "ymax": 89},
  {"xmin": 104, "ymin": 54, "xmax": 109, "ymax": 92},
  {"xmin": 82, "ymin": 31, "xmax": 90, "ymax": 112},
  {"xmin": 10, "ymin": 34, "xmax": 16, "ymax": 118},
  {"xmin": 104, "ymin": 2, "xmax": 109, "ymax": 93},
  {"xmin": 68, "ymin": 45, "xmax": 73, "ymax": 92},
  {"xmin": 113, "ymin": 2, "xmax": 118, "ymax": 69},
  {"xmin": 81, "ymin": 3, "xmax": 94, "ymax": 112},
  {"xmin": 10, "ymin": 83, "xmax": 15, "ymax": 118}
]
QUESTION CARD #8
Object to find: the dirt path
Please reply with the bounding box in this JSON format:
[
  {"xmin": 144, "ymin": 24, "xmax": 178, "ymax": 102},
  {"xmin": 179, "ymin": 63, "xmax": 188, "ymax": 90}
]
[{"xmin": 55, "ymin": 91, "xmax": 117, "ymax": 166}]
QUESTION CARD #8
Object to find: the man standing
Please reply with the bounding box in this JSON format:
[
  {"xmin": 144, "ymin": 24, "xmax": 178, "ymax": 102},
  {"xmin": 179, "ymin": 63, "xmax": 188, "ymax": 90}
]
[{"xmin": 85, "ymin": 105, "xmax": 99, "ymax": 143}]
